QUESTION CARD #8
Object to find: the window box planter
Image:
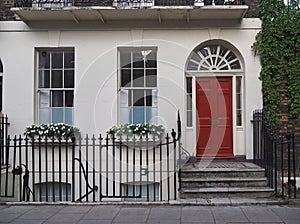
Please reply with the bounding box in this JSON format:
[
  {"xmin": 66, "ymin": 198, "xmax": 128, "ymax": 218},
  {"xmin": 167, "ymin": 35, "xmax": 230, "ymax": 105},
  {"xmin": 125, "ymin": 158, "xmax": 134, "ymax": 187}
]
[
  {"xmin": 107, "ymin": 123, "xmax": 165, "ymax": 148},
  {"xmin": 113, "ymin": 135, "xmax": 165, "ymax": 148},
  {"xmin": 29, "ymin": 137, "xmax": 75, "ymax": 148},
  {"xmin": 24, "ymin": 123, "xmax": 79, "ymax": 147}
]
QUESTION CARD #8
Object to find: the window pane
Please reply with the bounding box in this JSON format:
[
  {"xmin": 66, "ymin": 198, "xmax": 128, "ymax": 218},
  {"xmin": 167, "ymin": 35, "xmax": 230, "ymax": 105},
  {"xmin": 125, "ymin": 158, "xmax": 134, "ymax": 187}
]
[
  {"xmin": 64, "ymin": 51, "xmax": 74, "ymax": 68},
  {"xmin": 200, "ymin": 47, "xmax": 209, "ymax": 57},
  {"xmin": 226, "ymin": 51, "xmax": 236, "ymax": 62},
  {"xmin": 120, "ymin": 107, "xmax": 130, "ymax": 124},
  {"xmin": 190, "ymin": 51, "xmax": 201, "ymax": 62},
  {"xmin": 187, "ymin": 61, "xmax": 198, "ymax": 70},
  {"xmin": 121, "ymin": 69, "xmax": 131, "ymax": 87},
  {"xmin": 39, "ymin": 51, "xmax": 50, "ymax": 69},
  {"xmin": 211, "ymin": 45, "xmax": 218, "ymax": 55},
  {"xmin": 128, "ymin": 89, "xmax": 132, "ymax": 106},
  {"xmin": 236, "ymin": 93, "xmax": 241, "ymax": 109},
  {"xmin": 187, "ymin": 95, "xmax": 192, "ymax": 110},
  {"xmin": 146, "ymin": 50, "xmax": 157, "ymax": 68},
  {"xmin": 120, "ymin": 51, "xmax": 131, "ymax": 68},
  {"xmin": 39, "ymin": 90, "xmax": 50, "ymax": 108},
  {"xmin": 132, "ymin": 90, "xmax": 144, "ymax": 106},
  {"xmin": 236, "ymin": 77, "xmax": 241, "ymax": 93},
  {"xmin": 52, "ymin": 91, "xmax": 63, "ymax": 107},
  {"xmin": 39, "ymin": 70, "xmax": 50, "ymax": 88},
  {"xmin": 129, "ymin": 108, "xmax": 133, "ymax": 124},
  {"xmin": 51, "ymin": 51, "xmax": 63, "ymax": 69},
  {"xmin": 65, "ymin": 108, "xmax": 73, "ymax": 125},
  {"xmin": 52, "ymin": 108, "xmax": 64, "ymax": 123},
  {"xmin": 237, "ymin": 110, "xmax": 242, "ymax": 126},
  {"xmin": 146, "ymin": 90, "xmax": 152, "ymax": 106},
  {"xmin": 65, "ymin": 91, "xmax": 73, "ymax": 107},
  {"xmin": 231, "ymin": 60, "xmax": 241, "ymax": 69},
  {"xmin": 120, "ymin": 89, "xmax": 129, "ymax": 107},
  {"xmin": 186, "ymin": 77, "xmax": 192, "ymax": 93},
  {"xmin": 187, "ymin": 111, "xmax": 192, "ymax": 127},
  {"xmin": 52, "ymin": 70, "xmax": 63, "ymax": 88},
  {"xmin": 132, "ymin": 108, "xmax": 144, "ymax": 124},
  {"xmin": 219, "ymin": 46, "xmax": 227, "ymax": 57},
  {"xmin": 152, "ymin": 89, "xmax": 158, "ymax": 107},
  {"xmin": 133, "ymin": 69, "xmax": 144, "ymax": 87},
  {"xmin": 39, "ymin": 108, "xmax": 51, "ymax": 124},
  {"xmin": 64, "ymin": 70, "xmax": 74, "ymax": 88},
  {"xmin": 133, "ymin": 51, "xmax": 144, "ymax": 68},
  {"xmin": 146, "ymin": 107, "xmax": 157, "ymax": 123},
  {"xmin": 146, "ymin": 69, "xmax": 157, "ymax": 87}
]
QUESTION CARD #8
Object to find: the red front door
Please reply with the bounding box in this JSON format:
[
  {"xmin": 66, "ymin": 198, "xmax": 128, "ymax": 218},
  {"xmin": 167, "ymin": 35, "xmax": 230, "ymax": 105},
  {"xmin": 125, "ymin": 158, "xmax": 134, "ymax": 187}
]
[{"xmin": 196, "ymin": 77, "xmax": 233, "ymax": 158}]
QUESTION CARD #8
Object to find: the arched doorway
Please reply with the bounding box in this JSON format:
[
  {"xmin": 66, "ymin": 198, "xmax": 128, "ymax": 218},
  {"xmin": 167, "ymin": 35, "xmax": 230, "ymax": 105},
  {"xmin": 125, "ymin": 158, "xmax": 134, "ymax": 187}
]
[{"xmin": 185, "ymin": 43, "xmax": 244, "ymax": 158}]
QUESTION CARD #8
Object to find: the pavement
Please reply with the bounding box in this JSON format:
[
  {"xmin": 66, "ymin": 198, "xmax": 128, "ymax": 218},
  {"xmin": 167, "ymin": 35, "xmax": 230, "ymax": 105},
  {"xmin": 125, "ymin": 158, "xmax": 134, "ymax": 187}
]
[{"xmin": 0, "ymin": 203, "xmax": 300, "ymax": 224}]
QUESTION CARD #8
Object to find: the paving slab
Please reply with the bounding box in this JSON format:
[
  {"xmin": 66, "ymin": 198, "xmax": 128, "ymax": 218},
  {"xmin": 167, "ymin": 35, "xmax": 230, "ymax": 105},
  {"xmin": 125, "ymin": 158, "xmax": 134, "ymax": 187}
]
[
  {"xmin": 271, "ymin": 206, "xmax": 300, "ymax": 222},
  {"xmin": 0, "ymin": 205, "xmax": 35, "ymax": 213},
  {"xmin": 212, "ymin": 206, "xmax": 249, "ymax": 223},
  {"xmin": 17, "ymin": 205, "xmax": 61, "ymax": 220},
  {"xmin": 241, "ymin": 206, "xmax": 283, "ymax": 223},
  {"xmin": 58, "ymin": 205, "xmax": 93, "ymax": 214},
  {"xmin": 113, "ymin": 207, "xmax": 150, "ymax": 223},
  {"xmin": 0, "ymin": 212, "xmax": 21, "ymax": 223},
  {"xmin": 148, "ymin": 207, "xmax": 181, "ymax": 221},
  {"xmin": 181, "ymin": 206, "xmax": 214, "ymax": 223},
  {"xmin": 44, "ymin": 213, "xmax": 84, "ymax": 223},
  {"xmin": 83, "ymin": 205, "xmax": 121, "ymax": 220}
]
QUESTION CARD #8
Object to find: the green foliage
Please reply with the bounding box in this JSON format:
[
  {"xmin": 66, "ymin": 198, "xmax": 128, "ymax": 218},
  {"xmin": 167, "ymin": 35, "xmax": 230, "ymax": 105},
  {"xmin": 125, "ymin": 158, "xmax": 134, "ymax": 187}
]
[
  {"xmin": 107, "ymin": 123, "xmax": 165, "ymax": 138},
  {"xmin": 24, "ymin": 123, "xmax": 80, "ymax": 138},
  {"xmin": 253, "ymin": 0, "xmax": 300, "ymax": 124}
]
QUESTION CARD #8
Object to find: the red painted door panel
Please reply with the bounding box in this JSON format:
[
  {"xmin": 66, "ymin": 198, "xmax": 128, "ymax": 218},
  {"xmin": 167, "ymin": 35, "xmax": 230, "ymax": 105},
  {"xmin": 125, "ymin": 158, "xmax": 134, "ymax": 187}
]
[{"xmin": 196, "ymin": 77, "xmax": 233, "ymax": 158}]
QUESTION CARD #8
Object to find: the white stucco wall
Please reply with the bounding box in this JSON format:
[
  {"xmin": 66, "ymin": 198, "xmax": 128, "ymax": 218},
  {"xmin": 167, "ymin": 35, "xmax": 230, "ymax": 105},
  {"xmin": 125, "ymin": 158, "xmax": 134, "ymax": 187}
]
[{"xmin": 0, "ymin": 18, "xmax": 262, "ymax": 159}]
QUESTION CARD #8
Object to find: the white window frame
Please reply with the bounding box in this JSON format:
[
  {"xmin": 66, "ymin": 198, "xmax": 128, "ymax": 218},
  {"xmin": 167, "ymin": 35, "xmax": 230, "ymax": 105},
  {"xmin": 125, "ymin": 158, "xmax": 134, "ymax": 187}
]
[
  {"xmin": 36, "ymin": 48, "xmax": 75, "ymax": 125},
  {"xmin": 118, "ymin": 47, "xmax": 158, "ymax": 125}
]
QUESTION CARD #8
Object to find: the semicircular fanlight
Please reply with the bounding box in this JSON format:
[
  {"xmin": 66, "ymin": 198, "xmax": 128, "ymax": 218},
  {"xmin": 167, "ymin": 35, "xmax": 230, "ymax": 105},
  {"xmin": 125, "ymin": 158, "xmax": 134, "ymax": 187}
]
[{"xmin": 187, "ymin": 45, "xmax": 241, "ymax": 71}]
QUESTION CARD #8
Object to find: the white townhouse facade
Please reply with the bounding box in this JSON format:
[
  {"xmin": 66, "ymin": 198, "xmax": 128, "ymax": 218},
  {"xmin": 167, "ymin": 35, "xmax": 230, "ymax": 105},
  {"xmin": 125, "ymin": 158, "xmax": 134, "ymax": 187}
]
[
  {"xmin": 0, "ymin": 0, "xmax": 262, "ymax": 161},
  {"xmin": 0, "ymin": 1, "xmax": 261, "ymax": 162}
]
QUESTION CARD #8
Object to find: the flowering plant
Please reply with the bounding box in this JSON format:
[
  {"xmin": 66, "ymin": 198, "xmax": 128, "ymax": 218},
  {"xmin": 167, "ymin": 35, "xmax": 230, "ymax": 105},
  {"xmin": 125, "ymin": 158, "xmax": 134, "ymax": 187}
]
[
  {"xmin": 24, "ymin": 123, "xmax": 79, "ymax": 138},
  {"xmin": 107, "ymin": 123, "xmax": 165, "ymax": 138}
]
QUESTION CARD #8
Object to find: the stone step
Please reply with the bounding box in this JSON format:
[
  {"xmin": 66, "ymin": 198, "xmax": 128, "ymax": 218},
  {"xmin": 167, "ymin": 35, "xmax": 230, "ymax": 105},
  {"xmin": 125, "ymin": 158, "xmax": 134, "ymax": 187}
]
[
  {"xmin": 181, "ymin": 177, "xmax": 268, "ymax": 188},
  {"xmin": 180, "ymin": 168, "xmax": 266, "ymax": 178},
  {"xmin": 179, "ymin": 187, "xmax": 274, "ymax": 199}
]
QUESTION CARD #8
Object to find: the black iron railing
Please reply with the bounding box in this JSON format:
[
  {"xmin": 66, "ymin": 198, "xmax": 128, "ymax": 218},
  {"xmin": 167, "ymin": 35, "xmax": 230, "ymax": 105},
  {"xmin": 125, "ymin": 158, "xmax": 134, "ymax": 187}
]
[
  {"xmin": 0, "ymin": 114, "xmax": 12, "ymax": 198},
  {"xmin": 14, "ymin": 0, "xmax": 245, "ymax": 8},
  {"xmin": 252, "ymin": 110, "xmax": 299, "ymax": 199},
  {"xmin": 1, "ymin": 114, "xmax": 185, "ymax": 202},
  {"xmin": 0, "ymin": 114, "xmax": 9, "ymax": 166}
]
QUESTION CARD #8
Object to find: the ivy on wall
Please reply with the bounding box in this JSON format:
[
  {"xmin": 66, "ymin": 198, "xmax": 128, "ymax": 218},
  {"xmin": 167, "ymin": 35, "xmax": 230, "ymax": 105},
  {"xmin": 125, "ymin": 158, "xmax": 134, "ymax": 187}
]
[{"xmin": 253, "ymin": 0, "xmax": 300, "ymax": 124}]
